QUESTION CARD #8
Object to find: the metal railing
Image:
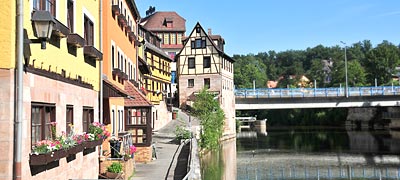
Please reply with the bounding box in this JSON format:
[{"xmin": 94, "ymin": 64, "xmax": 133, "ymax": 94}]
[
  {"xmin": 108, "ymin": 132, "xmax": 134, "ymax": 159},
  {"xmin": 235, "ymin": 86, "xmax": 400, "ymax": 99},
  {"xmin": 238, "ymin": 165, "xmax": 400, "ymax": 180}
]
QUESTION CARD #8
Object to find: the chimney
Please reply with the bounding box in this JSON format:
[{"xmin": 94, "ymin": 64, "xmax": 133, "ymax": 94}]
[{"xmin": 208, "ymin": 28, "xmax": 212, "ymax": 35}]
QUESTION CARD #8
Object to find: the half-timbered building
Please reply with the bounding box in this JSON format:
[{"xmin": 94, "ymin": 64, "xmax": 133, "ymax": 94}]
[{"xmin": 176, "ymin": 22, "xmax": 236, "ymax": 137}]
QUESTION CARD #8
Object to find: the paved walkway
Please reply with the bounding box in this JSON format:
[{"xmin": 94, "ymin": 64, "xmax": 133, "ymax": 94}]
[{"xmin": 131, "ymin": 108, "xmax": 195, "ymax": 180}]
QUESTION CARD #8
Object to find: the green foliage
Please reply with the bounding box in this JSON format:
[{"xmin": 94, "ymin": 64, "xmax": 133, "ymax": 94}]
[
  {"xmin": 107, "ymin": 162, "xmax": 123, "ymax": 173},
  {"xmin": 233, "ymin": 40, "xmax": 400, "ymax": 89},
  {"xmin": 174, "ymin": 125, "xmax": 192, "ymax": 141},
  {"xmin": 192, "ymin": 89, "xmax": 224, "ymax": 150},
  {"xmin": 235, "ymin": 120, "xmax": 241, "ymax": 132}
]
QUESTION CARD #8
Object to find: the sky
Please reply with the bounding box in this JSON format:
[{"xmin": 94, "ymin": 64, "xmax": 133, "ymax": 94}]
[{"xmin": 135, "ymin": 0, "xmax": 400, "ymax": 56}]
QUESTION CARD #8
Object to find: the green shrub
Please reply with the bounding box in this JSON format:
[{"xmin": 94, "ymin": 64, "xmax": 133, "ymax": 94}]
[
  {"xmin": 174, "ymin": 125, "xmax": 191, "ymax": 141},
  {"xmin": 107, "ymin": 162, "xmax": 123, "ymax": 173},
  {"xmin": 192, "ymin": 89, "xmax": 225, "ymax": 150}
]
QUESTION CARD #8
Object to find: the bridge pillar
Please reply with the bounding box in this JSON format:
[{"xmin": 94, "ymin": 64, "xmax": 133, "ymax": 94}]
[{"xmin": 254, "ymin": 119, "xmax": 267, "ymax": 134}]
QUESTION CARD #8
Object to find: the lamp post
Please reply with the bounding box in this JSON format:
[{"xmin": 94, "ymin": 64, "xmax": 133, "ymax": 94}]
[{"xmin": 340, "ymin": 41, "xmax": 349, "ymax": 98}]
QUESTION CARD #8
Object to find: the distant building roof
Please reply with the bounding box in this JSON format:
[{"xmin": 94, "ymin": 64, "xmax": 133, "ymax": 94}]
[{"xmin": 140, "ymin": 11, "xmax": 186, "ymax": 32}]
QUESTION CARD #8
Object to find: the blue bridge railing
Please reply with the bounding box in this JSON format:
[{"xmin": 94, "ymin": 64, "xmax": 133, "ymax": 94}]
[{"xmin": 235, "ymin": 86, "xmax": 400, "ymax": 98}]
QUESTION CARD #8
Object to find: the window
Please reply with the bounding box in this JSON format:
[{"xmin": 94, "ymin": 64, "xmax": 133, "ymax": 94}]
[
  {"xmin": 177, "ymin": 33, "xmax": 182, "ymax": 45},
  {"xmin": 163, "ymin": 33, "xmax": 169, "ymax": 45},
  {"xmin": 82, "ymin": 107, "xmax": 94, "ymax": 133},
  {"xmin": 33, "ymin": 0, "xmax": 56, "ymax": 17},
  {"xmin": 67, "ymin": 0, "xmax": 74, "ymax": 32},
  {"xmin": 188, "ymin": 58, "xmax": 195, "ymax": 69},
  {"xmin": 111, "ymin": 45, "xmax": 115, "ymax": 68},
  {"xmin": 120, "ymin": 54, "xmax": 123, "ymax": 70},
  {"xmin": 204, "ymin": 78, "xmax": 210, "ymax": 89},
  {"xmin": 66, "ymin": 105, "xmax": 73, "ymax": 134},
  {"xmin": 191, "ymin": 39, "xmax": 206, "ymax": 49},
  {"xmin": 203, "ymin": 56, "xmax": 211, "ymax": 68},
  {"xmin": 31, "ymin": 103, "xmax": 56, "ymax": 145},
  {"xmin": 166, "ymin": 21, "xmax": 173, "ymax": 28},
  {"xmin": 84, "ymin": 15, "xmax": 94, "ymax": 46},
  {"xmin": 168, "ymin": 52, "xmax": 176, "ymax": 59},
  {"xmin": 112, "ymin": 110, "xmax": 115, "ymax": 135},
  {"xmin": 188, "ymin": 79, "xmax": 194, "ymax": 87},
  {"xmin": 195, "ymin": 39, "xmax": 202, "ymax": 48},
  {"xmin": 119, "ymin": 110, "xmax": 124, "ymax": 132},
  {"xmin": 157, "ymin": 33, "xmax": 163, "ymax": 44},
  {"xmin": 196, "ymin": 27, "xmax": 201, "ymax": 33},
  {"xmin": 171, "ymin": 33, "xmax": 176, "ymax": 44},
  {"xmin": 117, "ymin": 51, "xmax": 120, "ymax": 69}
]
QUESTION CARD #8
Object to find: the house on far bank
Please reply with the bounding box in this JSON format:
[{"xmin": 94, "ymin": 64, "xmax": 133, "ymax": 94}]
[
  {"xmin": 138, "ymin": 24, "xmax": 173, "ymax": 132},
  {"xmin": 140, "ymin": 9, "xmax": 186, "ymax": 105},
  {"xmin": 176, "ymin": 22, "xmax": 236, "ymax": 137}
]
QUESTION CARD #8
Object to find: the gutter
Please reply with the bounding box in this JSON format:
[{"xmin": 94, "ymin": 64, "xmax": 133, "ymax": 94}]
[
  {"xmin": 14, "ymin": 0, "xmax": 23, "ymax": 179},
  {"xmin": 99, "ymin": 0, "xmax": 104, "ymax": 157}
]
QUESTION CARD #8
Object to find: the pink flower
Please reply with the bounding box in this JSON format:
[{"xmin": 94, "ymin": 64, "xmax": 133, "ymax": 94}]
[
  {"xmin": 50, "ymin": 122, "xmax": 57, "ymax": 126},
  {"xmin": 129, "ymin": 145, "xmax": 137, "ymax": 154}
]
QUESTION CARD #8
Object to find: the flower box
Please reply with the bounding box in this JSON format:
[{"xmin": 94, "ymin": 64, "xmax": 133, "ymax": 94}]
[
  {"xmin": 84, "ymin": 139, "xmax": 103, "ymax": 149},
  {"xmin": 29, "ymin": 149, "xmax": 68, "ymax": 165},
  {"xmin": 68, "ymin": 144, "xmax": 84, "ymax": 155},
  {"xmin": 29, "ymin": 153, "xmax": 48, "ymax": 166},
  {"xmin": 49, "ymin": 149, "xmax": 68, "ymax": 162}
]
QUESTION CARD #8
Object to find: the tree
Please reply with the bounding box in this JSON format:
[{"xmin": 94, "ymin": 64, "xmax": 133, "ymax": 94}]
[
  {"xmin": 364, "ymin": 41, "xmax": 400, "ymax": 85},
  {"xmin": 192, "ymin": 89, "xmax": 224, "ymax": 150}
]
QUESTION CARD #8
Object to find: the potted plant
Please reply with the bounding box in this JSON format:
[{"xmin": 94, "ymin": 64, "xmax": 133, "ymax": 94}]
[{"xmin": 106, "ymin": 162, "xmax": 123, "ymax": 178}]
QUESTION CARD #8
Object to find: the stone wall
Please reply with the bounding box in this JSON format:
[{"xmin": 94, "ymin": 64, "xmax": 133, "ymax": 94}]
[
  {"xmin": 0, "ymin": 69, "xmax": 15, "ymax": 180},
  {"xmin": 153, "ymin": 101, "xmax": 172, "ymax": 131}
]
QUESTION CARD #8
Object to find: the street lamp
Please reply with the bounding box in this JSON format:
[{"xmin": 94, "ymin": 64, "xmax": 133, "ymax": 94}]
[
  {"xmin": 31, "ymin": 10, "xmax": 55, "ymax": 49},
  {"xmin": 340, "ymin": 41, "xmax": 349, "ymax": 98}
]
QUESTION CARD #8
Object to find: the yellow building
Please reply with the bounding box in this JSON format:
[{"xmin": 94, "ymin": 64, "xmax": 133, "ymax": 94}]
[
  {"xmin": 0, "ymin": 0, "xmax": 102, "ymax": 179},
  {"xmin": 138, "ymin": 25, "xmax": 173, "ymax": 130}
]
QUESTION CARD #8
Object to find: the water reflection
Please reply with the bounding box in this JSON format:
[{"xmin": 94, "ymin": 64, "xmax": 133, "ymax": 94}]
[
  {"xmin": 236, "ymin": 127, "xmax": 400, "ymax": 179},
  {"xmin": 201, "ymin": 127, "xmax": 400, "ymax": 179},
  {"xmin": 201, "ymin": 138, "xmax": 237, "ymax": 180}
]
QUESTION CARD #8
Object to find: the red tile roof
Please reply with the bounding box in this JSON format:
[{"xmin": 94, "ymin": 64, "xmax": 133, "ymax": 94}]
[
  {"xmin": 103, "ymin": 79, "xmax": 129, "ymax": 97},
  {"xmin": 140, "ymin": 12, "xmax": 186, "ymax": 32},
  {"xmin": 124, "ymin": 81, "xmax": 152, "ymax": 107}
]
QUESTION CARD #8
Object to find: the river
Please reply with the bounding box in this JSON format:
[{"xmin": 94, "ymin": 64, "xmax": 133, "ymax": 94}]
[{"xmin": 201, "ymin": 127, "xmax": 400, "ymax": 179}]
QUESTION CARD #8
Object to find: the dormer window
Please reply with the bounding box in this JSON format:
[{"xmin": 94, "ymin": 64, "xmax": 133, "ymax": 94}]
[
  {"xmin": 33, "ymin": 0, "xmax": 56, "ymax": 17},
  {"xmin": 163, "ymin": 18, "xmax": 173, "ymax": 28}
]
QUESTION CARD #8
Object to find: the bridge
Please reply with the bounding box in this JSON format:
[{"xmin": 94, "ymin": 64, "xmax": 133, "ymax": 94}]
[{"xmin": 235, "ymin": 86, "xmax": 400, "ymax": 110}]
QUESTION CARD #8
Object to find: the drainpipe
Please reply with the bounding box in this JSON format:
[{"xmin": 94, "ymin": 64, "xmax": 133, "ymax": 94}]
[
  {"xmin": 99, "ymin": 0, "xmax": 103, "ymax": 156},
  {"xmin": 14, "ymin": 0, "xmax": 23, "ymax": 179}
]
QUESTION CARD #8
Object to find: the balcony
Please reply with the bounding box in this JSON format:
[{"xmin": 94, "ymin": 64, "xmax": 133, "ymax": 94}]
[
  {"xmin": 138, "ymin": 56, "xmax": 151, "ymax": 75},
  {"xmin": 128, "ymin": 32, "xmax": 137, "ymax": 42},
  {"xmin": 129, "ymin": 80, "xmax": 139, "ymax": 87},
  {"xmin": 112, "ymin": 68, "xmax": 128, "ymax": 80},
  {"xmin": 112, "ymin": 5, "xmax": 120, "ymax": 17},
  {"xmin": 125, "ymin": 26, "xmax": 132, "ymax": 33},
  {"xmin": 118, "ymin": 14, "xmax": 127, "ymax": 27},
  {"xmin": 52, "ymin": 18, "xmax": 70, "ymax": 38},
  {"xmin": 84, "ymin": 46, "xmax": 103, "ymax": 60},
  {"xmin": 67, "ymin": 33, "xmax": 85, "ymax": 48}
]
